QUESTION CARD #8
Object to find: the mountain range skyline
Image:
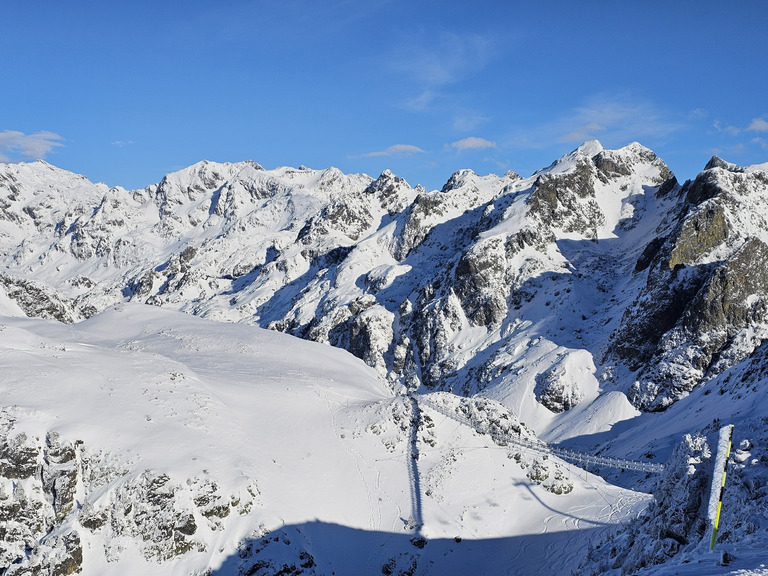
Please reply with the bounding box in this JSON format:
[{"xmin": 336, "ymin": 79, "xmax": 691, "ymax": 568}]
[
  {"xmin": 3, "ymin": 1, "xmax": 768, "ymax": 194},
  {"xmin": 3, "ymin": 140, "xmax": 768, "ymax": 574}
]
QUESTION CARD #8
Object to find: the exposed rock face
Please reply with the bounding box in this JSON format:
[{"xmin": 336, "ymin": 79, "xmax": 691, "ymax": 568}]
[
  {"xmin": 1, "ymin": 144, "xmax": 767, "ymax": 415},
  {"xmin": 534, "ymin": 355, "xmax": 585, "ymax": 413},
  {"xmin": 1, "ymin": 425, "xmax": 86, "ymax": 575},
  {"xmin": 630, "ymin": 238, "xmax": 768, "ymax": 410},
  {"xmin": 614, "ymin": 161, "xmax": 768, "ymax": 410},
  {"xmin": 528, "ymin": 160, "xmax": 604, "ymax": 239},
  {"xmin": 0, "ymin": 274, "xmax": 83, "ymax": 323},
  {"xmin": 667, "ymin": 203, "xmax": 729, "ymax": 269},
  {"xmin": 454, "ymin": 238, "xmax": 509, "ymax": 326},
  {"xmin": 0, "ymin": 409, "xmax": 258, "ymax": 574}
]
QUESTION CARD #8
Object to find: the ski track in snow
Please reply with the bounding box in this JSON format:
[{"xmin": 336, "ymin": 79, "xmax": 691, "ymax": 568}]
[{"xmin": 314, "ymin": 387, "xmax": 386, "ymax": 574}]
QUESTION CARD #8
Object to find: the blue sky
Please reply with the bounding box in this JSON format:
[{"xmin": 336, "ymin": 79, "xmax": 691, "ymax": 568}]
[{"xmin": 2, "ymin": 0, "xmax": 767, "ymax": 190}]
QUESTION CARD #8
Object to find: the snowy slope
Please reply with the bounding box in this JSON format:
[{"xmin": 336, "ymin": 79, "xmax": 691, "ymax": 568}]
[
  {"xmin": 3, "ymin": 143, "xmax": 768, "ymax": 574},
  {"xmin": 1, "ymin": 304, "xmax": 648, "ymax": 575},
  {"xmin": 0, "ymin": 142, "xmax": 679, "ymax": 436}
]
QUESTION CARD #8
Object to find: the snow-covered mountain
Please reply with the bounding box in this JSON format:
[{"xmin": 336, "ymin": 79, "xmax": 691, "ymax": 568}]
[
  {"xmin": 3, "ymin": 143, "xmax": 768, "ymax": 423},
  {"xmin": 2, "ymin": 143, "xmax": 768, "ymax": 574}
]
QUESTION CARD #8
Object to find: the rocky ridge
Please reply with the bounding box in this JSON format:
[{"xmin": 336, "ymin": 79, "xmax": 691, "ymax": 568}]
[{"xmin": 1, "ymin": 144, "xmax": 768, "ymax": 420}]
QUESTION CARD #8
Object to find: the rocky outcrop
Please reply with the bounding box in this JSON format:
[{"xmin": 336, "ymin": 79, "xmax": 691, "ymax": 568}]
[
  {"xmin": 1, "ymin": 424, "xmax": 84, "ymax": 575},
  {"xmin": 630, "ymin": 238, "xmax": 768, "ymax": 410},
  {"xmin": 579, "ymin": 433, "xmax": 713, "ymax": 574},
  {"xmin": 612, "ymin": 162, "xmax": 768, "ymax": 410},
  {"xmin": 391, "ymin": 189, "xmax": 451, "ymax": 261},
  {"xmin": 534, "ymin": 356, "xmax": 585, "ymax": 413},
  {"xmin": 0, "ymin": 274, "xmax": 82, "ymax": 323},
  {"xmin": 528, "ymin": 160, "xmax": 604, "ymax": 239},
  {"xmin": 453, "ymin": 238, "xmax": 508, "ymax": 326},
  {"xmin": 0, "ymin": 410, "xmax": 259, "ymax": 574}
]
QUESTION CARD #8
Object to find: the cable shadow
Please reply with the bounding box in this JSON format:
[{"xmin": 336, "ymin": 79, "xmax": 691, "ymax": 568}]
[
  {"xmin": 406, "ymin": 393, "xmax": 424, "ymax": 535},
  {"xmin": 512, "ymin": 481, "xmax": 612, "ymax": 528}
]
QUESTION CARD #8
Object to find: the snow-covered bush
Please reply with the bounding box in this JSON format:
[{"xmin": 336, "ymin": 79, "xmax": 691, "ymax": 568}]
[{"xmin": 580, "ymin": 433, "xmax": 713, "ymax": 574}]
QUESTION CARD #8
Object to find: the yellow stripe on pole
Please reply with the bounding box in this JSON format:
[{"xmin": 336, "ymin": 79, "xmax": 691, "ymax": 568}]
[{"xmin": 710, "ymin": 501, "xmax": 723, "ymax": 550}]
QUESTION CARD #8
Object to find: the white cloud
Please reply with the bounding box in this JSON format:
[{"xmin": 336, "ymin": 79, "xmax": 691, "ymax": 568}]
[
  {"xmin": 557, "ymin": 122, "xmax": 605, "ymax": 144},
  {"xmin": 452, "ymin": 112, "xmax": 490, "ymax": 132},
  {"xmin": 555, "ymin": 97, "xmax": 680, "ymax": 144},
  {"xmin": 403, "ymin": 91, "xmax": 437, "ymax": 112},
  {"xmin": 391, "ymin": 33, "xmax": 494, "ymax": 88},
  {"xmin": 747, "ymin": 118, "xmax": 768, "ymax": 132},
  {"xmin": 389, "ymin": 33, "xmax": 495, "ymax": 114},
  {"xmin": 360, "ymin": 144, "xmax": 426, "ymax": 158},
  {"xmin": 509, "ymin": 95, "xmax": 682, "ymax": 150},
  {"xmin": 712, "ymin": 120, "xmax": 741, "ymax": 136},
  {"xmin": 711, "ymin": 117, "xmax": 768, "ymax": 137},
  {"xmin": 0, "ymin": 130, "xmax": 64, "ymax": 162},
  {"xmin": 450, "ymin": 137, "xmax": 496, "ymax": 151},
  {"xmin": 483, "ymin": 156, "xmax": 510, "ymax": 171}
]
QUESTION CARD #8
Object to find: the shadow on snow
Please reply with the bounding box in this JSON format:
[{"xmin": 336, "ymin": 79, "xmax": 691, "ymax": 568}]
[{"xmin": 209, "ymin": 519, "xmax": 607, "ymax": 576}]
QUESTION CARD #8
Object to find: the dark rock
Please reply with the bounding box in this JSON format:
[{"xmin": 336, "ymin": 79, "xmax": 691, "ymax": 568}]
[
  {"xmin": 363, "ymin": 170, "xmax": 413, "ymax": 215},
  {"xmin": 79, "ymin": 502, "xmax": 108, "ymax": 531},
  {"xmin": 684, "ymin": 237, "xmax": 768, "ymax": 335},
  {"xmin": 393, "ymin": 191, "xmax": 450, "ymax": 260},
  {"xmin": 630, "ymin": 238, "xmax": 768, "ymax": 410},
  {"xmin": 704, "ymin": 156, "xmax": 745, "ymax": 172},
  {"xmin": 50, "ymin": 530, "xmax": 83, "ymax": 576},
  {"xmin": 634, "ymin": 236, "xmax": 668, "ymax": 273},
  {"xmin": 615, "ymin": 191, "xmax": 735, "ymax": 380},
  {"xmin": 667, "ymin": 204, "xmax": 728, "ymax": 269},
  {"xmin": 175, "ymin": 513, "xmax": 198, "ymax": 536},
  {"xmin": 592, "ymin": 151, "xmax": 632, "ymax": 178},
  {"xmin": 0, "ymin": 431, "xmax": 40, "ymax": 479},
  {"xmin": 43, "ymin": 433, "xmax": 80, "ymax": 520},
  {"xmin": 528, "ymin": 161, "xmax": 604, "ymax": 238},
  {"xmin": 534, "ymin": 360, "xmax": 584, "ymax": 413},
  {"xmin": 684, "ymin": 171, "xmax": 724, "ymax": 206},
  {"xmin": 656, "ymin": 175, "xmax": 679, "ymax": 197},
  {"xmin": 441, "ymin": 169, "xmax": 477, "ymax": 193},
  {"xmin": 613, "ymin": 262, "xmax": 709, "ymax": 370},
  {"xmin": 454, "ymin": 239, "xmax": 508, "ymax": 326},
  {"xmin": 0, "ymin": 274, "xmax": 79, "ymax": 323}
]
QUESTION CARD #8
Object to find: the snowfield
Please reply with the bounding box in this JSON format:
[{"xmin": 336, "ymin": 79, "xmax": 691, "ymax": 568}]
[{"xmin": 1, "ymin": 304, "xmax": 651, "ymax": 575}]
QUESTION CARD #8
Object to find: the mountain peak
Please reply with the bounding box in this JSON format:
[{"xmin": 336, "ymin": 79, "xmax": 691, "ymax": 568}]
[
  {"xmin": 574, "ymin": 139, "xmax": 604, "ymax": 156},
  {"xmin": 704, "ymin": 155, "xmax": 745, "ymax": 173},
  {"xmin": 539, "ymin": 140, "xmax": 605, "ymax": 176},
  {"xmin": 440, "ymin": 168, "xmax": 479, "ymax": 192}
]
